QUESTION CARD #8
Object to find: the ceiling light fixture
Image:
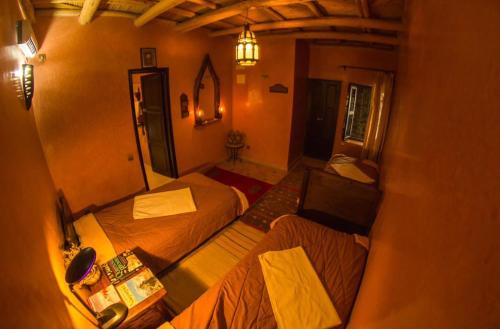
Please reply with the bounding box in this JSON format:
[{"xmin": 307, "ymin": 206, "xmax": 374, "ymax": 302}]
[{"xmin": 235, "ymin": 23, "xmax": 259, "ymax": 66}]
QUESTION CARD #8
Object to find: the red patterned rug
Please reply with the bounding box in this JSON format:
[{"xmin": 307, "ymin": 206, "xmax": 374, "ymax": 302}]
[{"xmin": 205, "ymin": 167, "xmax": 274, "ymax": 205}]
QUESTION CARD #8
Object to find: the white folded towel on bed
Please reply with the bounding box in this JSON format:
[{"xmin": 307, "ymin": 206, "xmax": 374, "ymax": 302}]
[
  {"xmin": 133, "ymin": 188, "xmax": 197, "ymax": 219},
  {"xmin": 330, "ymin": 162, "xmax": 375, "ymax": 184},
  {"xmin": 259, "ymin": 246, "xmax": 341, "ymax": 329}
]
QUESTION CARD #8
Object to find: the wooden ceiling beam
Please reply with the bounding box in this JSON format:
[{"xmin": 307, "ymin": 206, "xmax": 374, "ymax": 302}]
[
  {"xmin": 303, "ymin": 2, "xmax": 322, "ymax": 17},
  {"xmin": 258, "ymin": 31, "xmax": 399, "ymax": 45},
  {"xmin": 188, "ymin": 0, "xmax": 217, "ymax": 10},
  {"xmin": 262, "ymin": 7, "xmax": 285, "ymax": 21},
  {"xmin": 169, "ymin": 7, "xmax": 197, "ymax": 18},
  {"xmin": 175, "ymin": 0, "xmax": 312, "ymax": 32},
  {"xmin": 357, "ymin": 0, "xmax": 371, "ymax": 18},
  {"xmin": 134, "ymin": 0, "xmax": 186, "ymax": 27},
  {"xmin": 36, "ymin": 8, "xmax": 177, "ymax": 25},
  {"xmin": 190, "ymin": 0, "xmax": 255, "ymax": 25},
  {"xmin": 210, "ymin": 17, "xmax": 404, "ymax": 37},
  {"xmin": 356, "ymin": 0, "xmax": 371, "ymax": 32},
  {"xmin": 78, "ymin": 0, "xmax": 101, "ymax": 25},
  {"xmin": 210, "ymin": 20, "xmax": 237, "ymax": 29},
  {"xmin": 19, "ymin": 0, "xmax": 36, "ymax": 23},
  {"xmin": 36, "ymin": 8, "xmax": 132, "ymax": 19}
]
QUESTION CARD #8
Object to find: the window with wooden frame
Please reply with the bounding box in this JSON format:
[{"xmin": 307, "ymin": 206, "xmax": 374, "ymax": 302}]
[{"xmin": 344, "ymin": 83, "xmax": 373, "ymax": 143}]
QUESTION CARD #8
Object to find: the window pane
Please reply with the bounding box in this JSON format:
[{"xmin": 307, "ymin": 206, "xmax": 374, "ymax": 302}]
[{"xmin": 344, "ymin": 83, "xmax": 372, "ymax": 142}]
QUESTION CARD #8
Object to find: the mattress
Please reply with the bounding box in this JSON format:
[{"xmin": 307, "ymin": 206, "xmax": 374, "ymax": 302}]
[
  {"xmin": 169, "ymin": 214, "xmax": 368, "ymax": 329},
  {"xmin": 92, "ymin": 173, "xmax": 245, "ymax": 273}
]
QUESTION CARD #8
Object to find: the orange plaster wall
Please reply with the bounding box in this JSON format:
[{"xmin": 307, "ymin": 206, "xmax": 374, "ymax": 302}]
[
  {"xmin": 308, "ymin": 45, "xmax": 398, "ymax": 158},
  {"xmin": 33, "ymin": 17, "xmax": 233, "ymax": 211},
  {"xmin": 288, "ymin": 40, "xmax": 310, "ymax": 167},
  {"xmin": 232, "ymin": 38, "xmax": 295, "ymax": 170},
  {"xmin": 349, "ymin": 1, "xmax": 500, "ymax": 328},
  {"xmin": 0, "ymin": 1, "xmax": 89, "ymax": 327}
]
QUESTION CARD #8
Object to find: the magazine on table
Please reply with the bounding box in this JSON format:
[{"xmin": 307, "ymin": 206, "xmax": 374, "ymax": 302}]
[
  {"xmin": 88, "ymin": 285, "xmax": 121, "ymax": 313},
  {"xmin": 101, "ymin": 250, "xmax": 144, "ymax": 285},
  {"xmin": 115, "ymin": 268, "xmax": 164, "ymax": 308}
]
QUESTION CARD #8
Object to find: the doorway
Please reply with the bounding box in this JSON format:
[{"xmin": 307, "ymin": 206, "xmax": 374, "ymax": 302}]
[
  {"xmin": 128, "ymin": 68, "xmax": 178, "ymax": 191},
  {"xmin": 304, "ymin": 79, "xmax": 341, "ymax": 160}
]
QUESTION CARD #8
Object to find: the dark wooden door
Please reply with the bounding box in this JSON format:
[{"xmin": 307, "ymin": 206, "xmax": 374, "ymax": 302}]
[
  {"xmin": 304, "ymin": 79, "xmax": 341, "ymax": 160},
  {"xmin": 141, "ymin": 73, "xmax": 172, "ymax": 177}
]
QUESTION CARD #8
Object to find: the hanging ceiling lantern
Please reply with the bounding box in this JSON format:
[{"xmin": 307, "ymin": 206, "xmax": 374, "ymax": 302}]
[{"xmin": 235, "ymin": 24, "xmax": 259, "ymax": 66}]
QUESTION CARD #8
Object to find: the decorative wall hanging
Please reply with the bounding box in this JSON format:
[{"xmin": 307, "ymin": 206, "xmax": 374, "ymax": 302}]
[
  {"xmin": 193, "ymin": 54, "xmax": 221, "ymax": 127},
  {"xmin": 269, "ymin": 83, "xmax": 288, "ymax": 94},
  {"xmin": 140, "ymin": 48, "xmax": 157, "ymax": 68},
  {"xmin": 180, "ymin": 93, "xmax": 189, "ymax": 118}
]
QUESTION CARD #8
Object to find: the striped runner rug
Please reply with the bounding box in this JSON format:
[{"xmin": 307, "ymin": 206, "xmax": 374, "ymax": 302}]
[{"xmin": 160, "ymin": 220, "xmax": 265, "ymax": 314}]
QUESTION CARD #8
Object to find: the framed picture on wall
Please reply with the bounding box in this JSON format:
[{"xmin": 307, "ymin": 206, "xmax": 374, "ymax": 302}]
[{"xmin": 140, "ymin": 48, "xmax": 157, "ymax": 68}]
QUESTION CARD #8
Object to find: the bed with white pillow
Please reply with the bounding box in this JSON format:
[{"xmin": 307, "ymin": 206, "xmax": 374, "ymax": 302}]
[
  {"xmin": 162, "ymin": 215, "xmax": 368, "ymax": 329},
  {"xmin": 65, "ymin": 173, "xmax": 248, "ymax": 273}
]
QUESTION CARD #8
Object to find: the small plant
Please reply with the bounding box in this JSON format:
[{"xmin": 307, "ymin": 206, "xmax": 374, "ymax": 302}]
[{"xmin": 227, "ymin": 130, "xmax": 245, "ymax": 146}]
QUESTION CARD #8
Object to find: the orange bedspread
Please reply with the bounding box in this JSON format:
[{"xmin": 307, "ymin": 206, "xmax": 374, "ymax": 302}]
[
  {"xmin": 171, "ymin": 215, "xmax": 367, "ymax": 329},
  {"xmin": 94, "ymin": 173, "xmax": 241, "ymax": 273}
]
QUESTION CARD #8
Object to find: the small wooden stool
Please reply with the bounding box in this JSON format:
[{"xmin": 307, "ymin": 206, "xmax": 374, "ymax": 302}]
[{"xmin": 225, "ymin": 143, "xmax": 244, "ymax": 162}]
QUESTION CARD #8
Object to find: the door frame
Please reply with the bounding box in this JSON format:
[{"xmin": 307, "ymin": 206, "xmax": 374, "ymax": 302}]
[
  {"xmin": 304, "ymin": 78, "xmax": 342, "ymax": 160},
  {"xmin": 128, "ymin": 67, "xmax": 178, "ymax": 191}
]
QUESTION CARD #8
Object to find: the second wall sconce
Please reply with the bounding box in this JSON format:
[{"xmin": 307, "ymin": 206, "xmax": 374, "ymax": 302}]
[{"xmin": 22, "ymin": 64, "xmax": 34, "ymax": 110}]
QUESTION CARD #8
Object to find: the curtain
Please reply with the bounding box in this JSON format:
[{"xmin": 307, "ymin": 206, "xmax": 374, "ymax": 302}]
[{"xmin": 361, "ymin": 72, "xmax": 394, "ymax": 162}]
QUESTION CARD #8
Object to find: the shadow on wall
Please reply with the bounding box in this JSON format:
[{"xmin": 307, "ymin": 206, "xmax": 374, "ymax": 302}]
[{"xmin": 0, "ymin": 1, "xmax": 95, "ymax": 327}]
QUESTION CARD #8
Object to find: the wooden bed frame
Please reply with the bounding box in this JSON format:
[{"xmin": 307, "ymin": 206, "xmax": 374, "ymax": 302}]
[
  {"xmin": 297, "ymin": 167, "xmax": 382, "ymax": 235},
  {"xmin": 56, "ymin": 190, "xmax": 80, "ymax": 250}
]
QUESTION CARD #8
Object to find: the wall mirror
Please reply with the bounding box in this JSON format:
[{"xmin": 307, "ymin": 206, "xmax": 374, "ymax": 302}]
[{"xmin": 194, "ymin": 55, "xmax": 221, "ymax": 126}]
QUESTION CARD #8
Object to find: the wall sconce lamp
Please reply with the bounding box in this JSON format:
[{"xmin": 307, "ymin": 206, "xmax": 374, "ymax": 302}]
[
  {"xmin": 17, "ymin": 20, "xmax": 38, "ymax": 59},
  {"xmin": 21, "ymin": 64, "xmax": 34, "ymax": 110},
  {"xmin": 65, "ymin": 247, "xmax": 128, "ymax": 329}
]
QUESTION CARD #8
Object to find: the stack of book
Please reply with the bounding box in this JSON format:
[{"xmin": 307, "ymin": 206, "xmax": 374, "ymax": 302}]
[
  {"xmin": 101, "ymin": 250, "xmax": 144, "ymax": 285},
  {"xmin": 88, "ymin": 250, "xmax": 164, "ymax": 312}
]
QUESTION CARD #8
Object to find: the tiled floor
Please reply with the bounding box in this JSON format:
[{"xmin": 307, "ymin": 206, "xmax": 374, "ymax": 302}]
[
  {"xmin": 145, "ymin": 163, "xmax": 175, "ymax": 190},
  {"xmin": 216, "ymin": 159, "xmax": 287, "ymax": 185}
]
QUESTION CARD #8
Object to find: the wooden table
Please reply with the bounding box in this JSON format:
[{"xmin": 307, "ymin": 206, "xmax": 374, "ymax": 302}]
[{"xmin": 80, "ymin": 266, "xmax": 170, "ymax": 329}]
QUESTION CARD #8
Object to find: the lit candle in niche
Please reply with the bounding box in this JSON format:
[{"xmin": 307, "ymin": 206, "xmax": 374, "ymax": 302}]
[
  {"xmin": 196, "ymin": 108, "xmax": 205, "ymax": 125},
  {"xmin": 218, "ymin": 106, "xmax": 224, "ymax": 118},
  {"xmin": 196, "ymin": 108, "xmax": 204, "ymax": 119}
]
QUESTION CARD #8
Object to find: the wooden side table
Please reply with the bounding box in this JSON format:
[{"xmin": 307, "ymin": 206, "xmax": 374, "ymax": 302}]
[
  {"xmin": 225, "ymin": 143, "xmax": 244, "ymax": 162},
  {"xmin": 81, "ymin": 264, "xmax": 170, "ymax": 329},
  {"xmin": 117, "ymin": 285, "xmax": 168, "ymax": 329}
]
